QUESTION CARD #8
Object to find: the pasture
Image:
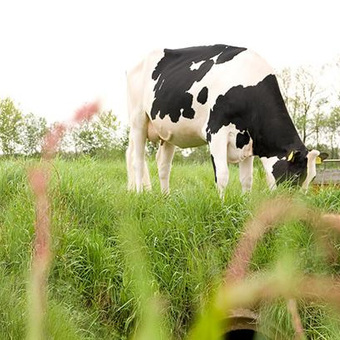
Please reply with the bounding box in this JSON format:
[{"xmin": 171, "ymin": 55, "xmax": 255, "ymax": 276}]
[{"xmin": 1, "ymin": 156, "xmax": 340, "ymax": 339}]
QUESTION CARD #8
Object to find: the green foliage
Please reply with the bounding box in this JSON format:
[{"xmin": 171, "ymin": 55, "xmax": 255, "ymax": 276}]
[
  {"xmin": 173, "ymin": 145, "xmax": 211, "ymax": 164},
  {"xmin": 1, "ymin": 86, "xmax": 338, "ymax": 158},
  {"xmin": 71, "ymin": 110, "xmax": 120, "ymax": 155},
  {"xmin": 326, "ymin": 107, "xmax": 340, "ymax": 158},
  {"xmin": 21, "ymin": 113, "xmax": 48, "ymax": 155},
  {"xmin": 278, "ymin": 67, "xmax": 339, "ymax": 152},
  {"xmin": 0, "ymin": 98, "xmax": 23, "ymax": 155},
  {"xmin": 0, "ymin": 98, "xmax": 48, "ymax": 156},
  {"xmin": 116, "ymin": 126, "xmax": 130, "ymax": 152}
]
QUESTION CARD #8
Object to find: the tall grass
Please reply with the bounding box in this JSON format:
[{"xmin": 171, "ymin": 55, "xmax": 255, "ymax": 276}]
[{"xmin": 0, "ymin": 156, "xmax": 340, "ymax": 339}]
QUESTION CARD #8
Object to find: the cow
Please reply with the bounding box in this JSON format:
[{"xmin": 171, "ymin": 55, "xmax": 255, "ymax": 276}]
[{"xmin": 126, "ymin": 44, "xmax": 325, "ymax": 197}]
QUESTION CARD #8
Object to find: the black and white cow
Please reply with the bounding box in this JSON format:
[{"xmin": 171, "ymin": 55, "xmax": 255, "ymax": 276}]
[{"xmin": 126, "ymin": 44, "xmax": 323, "ymax": 196}]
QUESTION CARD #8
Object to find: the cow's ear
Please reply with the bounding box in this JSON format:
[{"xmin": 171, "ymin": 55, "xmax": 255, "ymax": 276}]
[
  {"xmin": 287, "ymin": 150, "xmax": 299, "ymax": 162},
  {"xmin": 287, "ymin": 150, "xmax": 295, "ymax": 162}
]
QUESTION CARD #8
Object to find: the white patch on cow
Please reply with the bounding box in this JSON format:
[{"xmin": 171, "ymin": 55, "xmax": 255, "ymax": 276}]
[
  {"xmin": 302, "ymin": 149, "xmax": 320, "ymax": 190},
  {"xmin": 187, "ymin": 50, "xmax": 273, "ymax": 112},
  {"xmin": 190, "ymin": 60, "xmax": 205, "ymax": 71},
  {"xmin": 150, "ymin": 114, "xmax": 206, "ymax": 148},
  {"xmin": 260, "ymin": 156, "xmax": 279, "ymax": 190},
  {"xmin": 211, "ymin": 52, "xmax": 222, "ymax": 63},
  {"xmin": 225, "ymin": 124, "xmax": 253, "ymax": 163},
  {"xmin": 158, "ymin": 79, "xmax": 165, "ymax": 91}
]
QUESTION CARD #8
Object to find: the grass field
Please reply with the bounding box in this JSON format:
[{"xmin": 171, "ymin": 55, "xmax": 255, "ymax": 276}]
[{"xmin": 1, "ymin": 156, "xmax": 340, "ymax": 339}]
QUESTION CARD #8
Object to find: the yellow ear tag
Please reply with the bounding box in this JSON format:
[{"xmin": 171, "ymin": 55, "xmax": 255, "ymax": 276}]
[
  {"xmin": 287, "ymin": 151, "xmax": 294, "ymax": 162},
  {"xmin": 315, "ymin": 156, "xmax": 322, "ymax": 165}
]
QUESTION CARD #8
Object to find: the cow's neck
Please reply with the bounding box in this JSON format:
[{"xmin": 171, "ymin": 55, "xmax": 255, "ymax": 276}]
[{"xmin": 246, "ymin": 75, "xmax": 306, "ymax": 159}]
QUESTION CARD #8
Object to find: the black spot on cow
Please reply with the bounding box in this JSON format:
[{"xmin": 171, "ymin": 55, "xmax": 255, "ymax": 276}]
[
  {"xmin": 197, "ymin": 86, "xmax": 208, "ymax": 104},
  {"xmin": 236, "ymin": 131, "xmax": 250, "ymax": 148},
  {"xmin": 206, "ymin": 74, "xmax": 306, "ymax": 159},
  {"xmin": 150, "ymin": 45, "xmax": 247, "ymax": 123}
]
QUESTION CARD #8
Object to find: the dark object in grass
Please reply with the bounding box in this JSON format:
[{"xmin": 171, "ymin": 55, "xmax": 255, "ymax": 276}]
[{"xmin": 224, "ymin": 329, "xmax": 268, "ymax": 340}]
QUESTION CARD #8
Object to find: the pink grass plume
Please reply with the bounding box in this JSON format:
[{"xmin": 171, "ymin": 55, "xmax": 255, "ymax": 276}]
[
  {"xmin": 73, "ymin": 100, "xmax": 101, "ymax": 123},
  {"xmin": 27, "ymin": 168, "xmax": 51, "ymax": 340},
  {"xmin": 26, "ymin": 100, "xmax": 100, "ymax": 339}
]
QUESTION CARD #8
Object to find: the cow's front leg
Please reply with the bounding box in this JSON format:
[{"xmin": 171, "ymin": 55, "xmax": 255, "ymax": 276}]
[
  {"xmin": 156, "ymin": 141, "xmax": 175, "ymax": 194},
  {"xmin": 239, "ymin": 156, "xmax": 254, "ymax": 193},
  {"xmin": 209, "ymin": 133, "xmax": 229, "ymax": 198}
]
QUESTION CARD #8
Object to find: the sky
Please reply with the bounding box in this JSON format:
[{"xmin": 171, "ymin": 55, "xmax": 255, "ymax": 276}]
[{"xmin": 0, "ymin": 0, "xmax": 339, "ymax": 127}]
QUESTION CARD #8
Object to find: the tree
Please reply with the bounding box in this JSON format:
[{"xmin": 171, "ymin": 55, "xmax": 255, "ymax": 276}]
[
  {"xmin": 327, "ymin": 106, "xmax": 340, "ymax": 158},
  {"xmin": 21, "ymin": 113, "xmax": 48, "ymax": 155},
  {"xmin": 278, "ymin": 67, "xmax": 328, "ymax": 145},
  {"xmin": 92, "ymin": 110, "xmax": 120, "ymax": 150},
  {"xmin": 58, "ymin": 125, "xmax": 74, "ymax": 154},
  {"xmin": 0, "ymin": 98, "xmax": 23, "ymax": 155},
  {"xmin": 185, "ymin": 145, "xmax": 210, "ymax": 163},
  {"xmin": 71, "ymin": 110, "xmax": 120, "ymax": 155},
  {"xmin": 116, "ymin": 126, "xmax": 130, "ymax": 152},
  {"xmin": 309, "ymin": 98, "xmax": 329, "ymax": 148},
  {"xmin": 72, "ymin": 119, "xmax": 98, "ymax": 154}
]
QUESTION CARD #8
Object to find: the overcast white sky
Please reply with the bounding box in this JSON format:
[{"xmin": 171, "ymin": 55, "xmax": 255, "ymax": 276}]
[{"xmin": 0, "ymin": 0, "xmax": 339, "ymax": 126}]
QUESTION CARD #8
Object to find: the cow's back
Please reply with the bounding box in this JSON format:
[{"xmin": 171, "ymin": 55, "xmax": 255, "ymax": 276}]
[{"xmin": 127, "ymin": 45, "xmax": 274, "ymax": 148}]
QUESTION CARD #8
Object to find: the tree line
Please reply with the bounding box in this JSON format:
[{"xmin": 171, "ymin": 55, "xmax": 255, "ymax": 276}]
[
  {"xmin": 278, "ymin": 63, "xmax": 340, "ymax": 158},
  {"xmin": 0, "ymin": 97, "xmax": 124, "ymax": 157},
  {"xmin": 0, "ymin": 63, "xmax": 339, "ymax": 159}
]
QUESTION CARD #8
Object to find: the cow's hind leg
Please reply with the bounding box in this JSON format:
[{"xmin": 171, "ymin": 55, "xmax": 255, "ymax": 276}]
[
  {"xmin": 156, "ymin": 141, "xmax": 175, "ymax": 194},
  {"xmin": 142, "ymin": 158, "xmax": 151, "ymax": 190},
  {"xmin": 127, "ymin": 136, "xmax": 151, "ymax": 191},
  {"xmin": 126, "ymin": 140, "xmax": 135, "ymax": 191},
  {"xmin": 239, "ymin": 156, "xmax": 254, "ymax": 193},
  {"xmin": 209, "ymin": 131, "xmax": 229, "ymax": 198},
  {"xmin": 128, "ymin": 113, "xmax": 150, "ymax": 193}
]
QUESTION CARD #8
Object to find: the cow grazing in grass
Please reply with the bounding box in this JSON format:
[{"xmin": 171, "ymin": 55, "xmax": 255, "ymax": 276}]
[{"xmin": 126, "ymin": 44, "xmax": 325, "ymax": 196}]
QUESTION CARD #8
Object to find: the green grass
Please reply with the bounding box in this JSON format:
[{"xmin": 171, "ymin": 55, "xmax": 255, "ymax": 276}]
[{"xmin": 0, "ymin": 156, "xmax": 340, "ymax": 339}]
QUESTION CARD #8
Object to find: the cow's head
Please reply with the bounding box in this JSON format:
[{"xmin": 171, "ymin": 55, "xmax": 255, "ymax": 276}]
[
  {"xmin": 301, "ymin": 150, "xmax": 328, "ymax": 189},
  {"xmin": 272, "ymin": 149, "xmax": 328, "ymax": 188}
]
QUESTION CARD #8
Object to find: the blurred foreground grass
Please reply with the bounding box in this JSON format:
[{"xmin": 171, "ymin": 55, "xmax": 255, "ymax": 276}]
[{"xmin": 0, "ymin": 156, "xmax": 340, "ymax": 339}]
